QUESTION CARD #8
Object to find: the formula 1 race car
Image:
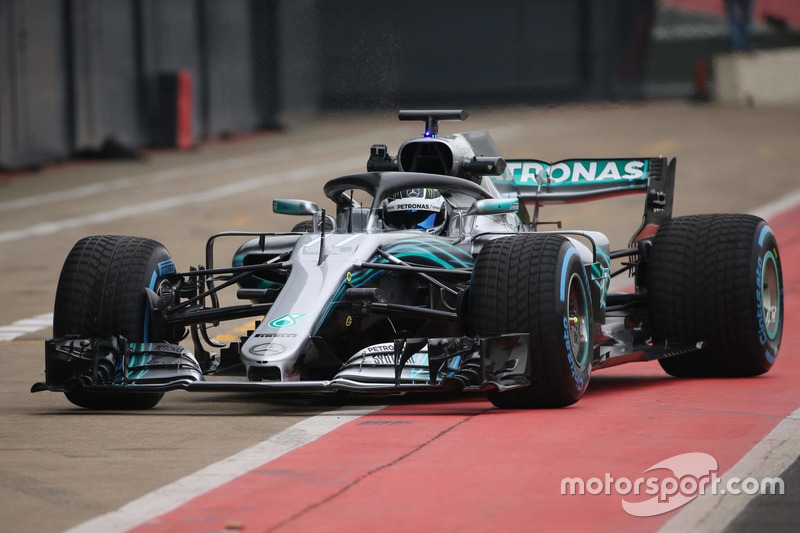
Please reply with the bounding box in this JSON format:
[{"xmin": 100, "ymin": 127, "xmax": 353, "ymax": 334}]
[{"xmin": 32, "ymin": 110, "xmax": 784, "ymax": 409}]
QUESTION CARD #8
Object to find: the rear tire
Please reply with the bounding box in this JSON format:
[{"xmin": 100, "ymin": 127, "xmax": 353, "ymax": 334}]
[
  {"xmin": 648, "ymin": 215, "xmax": 783, "ymax": 377},
  {"xmin": 471, "ymin": 234, "xmax": 592, "ymax": 408},
  {"xmin": 54, "ymin": 235, "xmax": 174, "ymax": 409}
]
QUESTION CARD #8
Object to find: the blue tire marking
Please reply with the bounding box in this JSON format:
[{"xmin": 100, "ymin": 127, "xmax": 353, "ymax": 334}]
[
  {"xmin": 157, "ymin": 259, "xmax": 176, "ymax": 276},
  {"xmin": 142, "ymin": 271, "xmax": 158, "ymax": 346},
  {"xmin": 560, "ymin": 247, "xmax": 578, "ymax": 302},
  {"xmin": 758, "ymin": 225, "xmax": 772, "ymax": 246}
]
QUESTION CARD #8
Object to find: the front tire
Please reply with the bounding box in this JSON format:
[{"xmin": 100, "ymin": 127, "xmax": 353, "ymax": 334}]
[
  {"xmin": 471, "ymin": 234, "xmax": 592, "ymax": 408},
  {"xmin": 54, "ymin": 235, "xmax": 174, "ymax": 409},
  {"xmin": 648, "ymin": 215, "xmax": 783, "ymax": 377}
]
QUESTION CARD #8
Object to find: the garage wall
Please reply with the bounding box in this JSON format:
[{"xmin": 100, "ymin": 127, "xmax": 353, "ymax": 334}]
[
  {"xmin": 199, "ymin": 0, "xmax": 258, "ymax": 137},
  {"xmin": 274, "ymin": 0, "xmax": 319, "ymax": 124},
  {"xmin": 70, "ymin": 0, "xmax": 143, "ymax": 151},
  {"xmin": 318, "ymin": 0, "xmax": 589, "ymax": 108},
  {"xmin": 0, "ymin": 0, "xmax": 70, "ymax": 169},
  {"xmin": 0, "ymin": 0, "xmax": 646, "ymax": 170}
]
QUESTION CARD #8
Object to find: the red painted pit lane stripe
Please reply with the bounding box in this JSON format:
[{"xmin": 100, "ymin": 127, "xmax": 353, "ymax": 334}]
[
  {"xmin": 130, "ymin": 206, "xmax": 800, "ymax": 533},
  {"xmin": 131, "ymin": 401, "xmax": 494, "ymax": 532}
]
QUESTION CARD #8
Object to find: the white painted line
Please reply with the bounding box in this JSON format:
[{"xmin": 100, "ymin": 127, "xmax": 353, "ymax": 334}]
[
  {"xmin": 0, "ymin": 128, "xmax": 401, "ymax": 215},
  {"xmin": 0, "ymin": 313, "xmax": 52, "ymax": 342},
  {"xmin": 659, "ymin": 405, "xmax": 800, "ymax": 533},
  {"xmin": 0, "ymin": 155, "xmax": 364, "ymax": 244},
  {"xmin": 0, "ymin": 115, "xmax": 536, "ymax": 217},
  {"xmin": 64, "ymin": 404, "xmax": 384, "ymax": 533},
  {"xmin": 659, "ymin": 189, "xmax": 800, "ymax": 531},
  {"xmin": 606, "ymin": 188, "xmax": 800, "ymax": 293},
  {"xmin": 0, "ymin": 325, "xmax": 44, "ymax": 333},
  {"xmin": 749, "ymin": 186, "xmax": 800, "ymax": 221},
  {"xmin": 11, "ymin": 318, "xmax": 54, "ymax": 327}
]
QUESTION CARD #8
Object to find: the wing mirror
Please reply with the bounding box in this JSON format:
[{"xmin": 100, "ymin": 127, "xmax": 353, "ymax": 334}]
[
  {"xmin": 466, "ymin": 198, "xmax": 519, "ymax": 216},
  {"xmin": 273, "ymin": 199, "xmax": 320, "ymax": 216}
]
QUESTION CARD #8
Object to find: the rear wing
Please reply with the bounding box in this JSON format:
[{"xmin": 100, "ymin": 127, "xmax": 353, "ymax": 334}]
[
  {"xmin": 491, "ymin": 157, "xmax": 676, "ymax": 243},
  {"xmin": 493, "ymin": 158, "xmax": 662, "ymax": 203}
]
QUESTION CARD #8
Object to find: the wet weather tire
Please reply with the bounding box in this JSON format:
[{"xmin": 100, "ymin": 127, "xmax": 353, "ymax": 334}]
[
  {"xmin": 648, "ymin": 215, "xmax": 783, "ymax": 377},
  {"xmin": 54, "ymin": 235, "xmax": 174, "ymax": 409},
  {"xmin": 472, "ymin": 234, "xmax": 592, "ymax": 408}
]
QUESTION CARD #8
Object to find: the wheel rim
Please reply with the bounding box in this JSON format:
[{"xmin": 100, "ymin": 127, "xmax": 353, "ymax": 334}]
[
  {"xmin": 762, "ymin": 251, "xmax": 780, "ymax": 340},
  {"xmin": 566, "ymin": 272, "xmax": 590, "ymax": 368}
]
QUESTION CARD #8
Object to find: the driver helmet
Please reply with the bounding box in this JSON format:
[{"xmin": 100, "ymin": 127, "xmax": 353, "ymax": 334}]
[{"xmin": 382, "ymin": 188, "xmax": 449, "ymax": 235}]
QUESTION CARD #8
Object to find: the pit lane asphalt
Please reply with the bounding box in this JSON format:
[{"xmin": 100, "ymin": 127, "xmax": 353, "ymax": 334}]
[{"xmin": 1, "ymin": 101, "xmax": 799, "ymax": 532}]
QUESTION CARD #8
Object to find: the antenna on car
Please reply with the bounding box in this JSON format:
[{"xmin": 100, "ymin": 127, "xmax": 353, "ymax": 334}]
[
  {"xmin": 530, "ymin": 166, "xmax": 562, "ymax": 231},
  {"xmin": 318, "ymin": 208, "xmax": 328, "ymax": 265},
  {"xmin": 347, "ymin": 190, "xmax": 354, "ymax": 233},
  {"xmin": 532, "ymin": 168, "xmax": 544, "ymax": 230},
  {"xmin": 398, "ymin": 109, "xmax": 468, "ymax": 138}
]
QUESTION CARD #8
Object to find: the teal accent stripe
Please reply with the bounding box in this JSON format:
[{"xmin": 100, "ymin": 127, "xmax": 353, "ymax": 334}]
[
  {"xmin": 385, "ymin": 240, "xmax": 473, "ymax": 268},
  {"xmin": 763, "ymin": 251, "xmax": 780, "ymax": 342},
  {"xmin": 595, "ymin": 247, "xmax": 610, "ymax": 267}
]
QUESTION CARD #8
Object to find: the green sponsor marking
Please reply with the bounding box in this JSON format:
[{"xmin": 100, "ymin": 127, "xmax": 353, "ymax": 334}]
[
  {"xmin": 268, "ymin": 313, "xmax": 306, "ymax": 328},
  {"xmin": 493, "ymin": 159, "xmax": 650, "ymax": 188}
]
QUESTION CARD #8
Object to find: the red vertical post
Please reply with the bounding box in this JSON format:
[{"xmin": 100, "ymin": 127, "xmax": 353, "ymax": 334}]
[
  {"xmin": 693, "ymin": 59, "xmax": 710, "ymax": 101},
  {"xmin": 176, "ymin": 70, "xmax": 193, "ymax": 150}
]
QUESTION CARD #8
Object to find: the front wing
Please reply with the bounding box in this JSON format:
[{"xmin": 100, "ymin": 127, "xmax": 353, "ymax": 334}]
[{"xmin": 32, "ymin": 334, "xmax": 532, "ymax": 397}]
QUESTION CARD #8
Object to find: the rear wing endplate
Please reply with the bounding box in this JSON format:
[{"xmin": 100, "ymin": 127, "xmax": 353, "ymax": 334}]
[{"xmin": 491, "ymin": 157, "xmax": 676, "ymax": 244}]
